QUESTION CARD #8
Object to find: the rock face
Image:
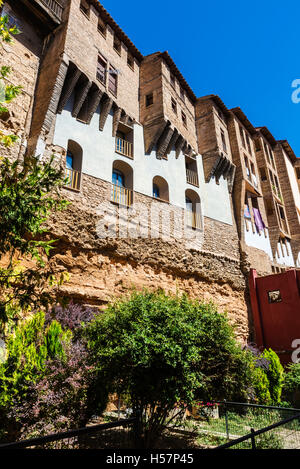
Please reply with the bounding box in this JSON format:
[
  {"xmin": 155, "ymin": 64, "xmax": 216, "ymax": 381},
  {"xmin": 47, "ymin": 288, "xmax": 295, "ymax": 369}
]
[{"xmin": 43, "ymin": 172, "xmax": 252, "ymax": 343}]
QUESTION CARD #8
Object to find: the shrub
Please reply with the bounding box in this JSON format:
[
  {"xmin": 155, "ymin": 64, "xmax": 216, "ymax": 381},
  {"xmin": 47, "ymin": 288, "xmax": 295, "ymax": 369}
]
[
  {"xmin": 261, "ymin": 349, "xmax": 284, "ymax": 405},
  {"xmin": 0, "ymin": 311, "xmax": 71, "ymax": 440},
  {"xmin": 252, "ymin": 367, "xmax": 272, "ymax": 405},
  {"xmin": 86, "ymin": 290, "xmax": 257, "ymax": 448},
  {"xmin": 283, "ymin": 363, "xmax": 300, "ymax": 407},
  {"xmin": 8, "ymin": 341, "xmax": 107, "ymax": 439}
]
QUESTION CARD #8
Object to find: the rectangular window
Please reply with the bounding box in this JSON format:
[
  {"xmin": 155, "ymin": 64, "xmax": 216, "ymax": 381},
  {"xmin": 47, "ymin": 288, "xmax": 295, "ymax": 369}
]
[
  {"xmin": 108, "ymin": 66, "xmax": 118, "ymax": 96},
  {"xmin": 220, "ymin": 129, "xmax": 227, "ymax": 153},
  {"xmin": 127, "ymin": 52, "xmax": 134, "ymax": 70},
  {"xmin": 171, "ymin": 97, "xmax": 177, "ymax": 114},
  {"xmin": 96, "ymin": 55, "xmax": 107, "ymax": 85},
  {"xmin": 259, "ymin": 167, "xmax": 267, "ymax": 181},
  {"xmin": 146, "ymin": 93, "xmax": 153, "ymax": 107},
  {"xmin": 80, "ymin": 0, "xmax": 89, "ymax": 17},
  {"xmin": 113, "ymin": 36, "xmax": 121, "ymax": 55},
  {"xmin": 98, "ymin": 17, "xmax": 106, "ymax": 37},
  {"xmin": 182, "ymin": 111, "xmax": 187, "ymax": 127}
]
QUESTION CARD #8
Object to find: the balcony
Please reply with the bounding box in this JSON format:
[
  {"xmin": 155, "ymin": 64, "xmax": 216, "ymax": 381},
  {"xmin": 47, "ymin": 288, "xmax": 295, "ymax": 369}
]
[
  {"xmin": 185, "ymin": 210, "xmax": 202, "ymax": 230},
  {"xmin": 115, "ymin": 137, "xmax": 133, "ymax": 159},
  {"xmin": 64, "ymin": 168, "xmax": 81, "ymax": 191},
  {"xmin": 111, "ymin": 184, "xmax": 133, "ymax": 207},
  {"xmin": 18, "ymin": 0, "xmax": 64, "ymax": 30},
  {"xmin": 40, "ymin": 0, "xmax": 63, "ymax": 20},
  {"xmin": 186, "ymin": 169, "xmax": 199, "ymax": 187}
]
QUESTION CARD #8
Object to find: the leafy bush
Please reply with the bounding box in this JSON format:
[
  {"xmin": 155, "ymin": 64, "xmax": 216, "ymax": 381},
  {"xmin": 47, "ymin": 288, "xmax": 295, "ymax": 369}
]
[
  {"xmin": 283, "ymin": 363, "xmax": 300, "ymax": 407},
  {"xmin": 252, "ymin": 367, "xmax": 272, "ymax": 405},
  {"xmin": 261, "ymin": 349, "xmax": 284, "ymax": 405},
  {"xmin": 45, "ymin": 302, "xmax": 96, "ymax": 336},
  {"xmin": 0, "ymin": 311, "xmax": 71, "ymax": 440},
  {"xmin": 7, "ymin": 341, "xmax": 107, "ymax": 439},
  {"xmin": 86, "ymin": 290, "xmax": 257, "ymax": 447}
]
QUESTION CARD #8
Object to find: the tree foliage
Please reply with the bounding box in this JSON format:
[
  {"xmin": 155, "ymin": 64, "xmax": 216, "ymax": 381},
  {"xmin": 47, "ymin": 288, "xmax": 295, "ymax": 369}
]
[
  {"xmin": 0, "ymin": 1, "xmax": 22, "ymax": 146},
  {"xmin": 86, "ymin": 290, "xmax": 257, "ymax": 447},
  {"xmin": 0, "ymin": 156, "xmax": 69, "ymax": 331}
]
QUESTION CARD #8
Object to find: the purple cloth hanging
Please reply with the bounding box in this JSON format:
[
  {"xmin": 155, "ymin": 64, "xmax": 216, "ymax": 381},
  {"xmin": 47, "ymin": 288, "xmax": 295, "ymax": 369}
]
[{"xmin": 253, "ymin": 208, "xmax": 265, "ymax": 231}]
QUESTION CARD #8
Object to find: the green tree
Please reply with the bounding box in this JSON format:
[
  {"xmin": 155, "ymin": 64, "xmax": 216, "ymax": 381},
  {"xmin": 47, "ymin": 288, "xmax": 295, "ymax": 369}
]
[
  {"xmin": 86, "ymin": 290, "xmax": 256, "ymax": 448},
  {"xmin": 282, "ymin": 363, "xmax": 300, "ymax": 407},
  {"xmin": 261, "ymin": 349, "xmax": 284, "ymax": 405},
  {"xmin": 0, "ymin": 156, "xmax": 69, "ymax": 331},
  {"xmin": 0, "ymin": 0, "xmax": 22, "ymax": 146},
  {"xmin": 0, "ymin": 4, "xmax": 69, "ymax": 331}
]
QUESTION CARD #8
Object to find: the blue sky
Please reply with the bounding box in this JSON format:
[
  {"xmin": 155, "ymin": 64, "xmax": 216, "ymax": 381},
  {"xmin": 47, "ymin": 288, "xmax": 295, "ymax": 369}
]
[{"xmin": 101, "ymin": 0, "xmax": 300, "ymax": 156}]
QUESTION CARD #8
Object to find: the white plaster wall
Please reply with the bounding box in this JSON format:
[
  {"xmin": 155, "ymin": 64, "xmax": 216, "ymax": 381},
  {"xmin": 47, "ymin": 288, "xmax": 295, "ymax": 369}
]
[
  {"xmin": 203, "ymin": 176, "xmax": 233, "ymax": 225},
  {"xmin": 244, "ymin": 220, "xmax": 273, "ymax": 261},
  {"xmin": 53, "ymin": 94, "xmax": 234, "ymax": 227},
  {"xmin": 275, "ymin": 239, "xmax": 295, "ymax": 267}
]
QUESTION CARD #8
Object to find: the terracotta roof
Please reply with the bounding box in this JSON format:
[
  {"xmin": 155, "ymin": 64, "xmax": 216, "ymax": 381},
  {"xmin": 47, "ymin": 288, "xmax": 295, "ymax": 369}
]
[
  {"xmin": 197, "ymin": 95, "xmax": 230, "ymax": 117},
  {"xmin": 158, "ymin": 51, "xmax": 197, "ymax": 103},
  {"xmin": 278, "ymin": 140, "xmax": 297, "ymax": 162},
  {"xmin": 230, "ymin": 107, "xmax": 257, "ymax": 135},
  {"xmin": 90, "ymin": 1, "xmax": 143, "ymax": 62},
  {"xmin": 256, "ymin": 126, "xmax": 277, "ymax": 147}
]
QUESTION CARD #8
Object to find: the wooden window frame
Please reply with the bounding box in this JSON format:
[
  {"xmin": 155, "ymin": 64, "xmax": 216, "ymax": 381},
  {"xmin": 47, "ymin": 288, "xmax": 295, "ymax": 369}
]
[
  {"xmin": 96, "ymin": 54, "xmax": 107, "ymax": 85},
  {"xmin": 108, "ymin": 66, "xmax": 118, "ymax": 96}
]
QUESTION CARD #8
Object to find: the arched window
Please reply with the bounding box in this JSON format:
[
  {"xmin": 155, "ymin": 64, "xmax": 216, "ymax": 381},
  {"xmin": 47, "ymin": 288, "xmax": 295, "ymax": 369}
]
[
  {"xmin": 185, "ymin": 196, "xmax": 193, "ymax": 212},
  {"xmin": 185, "ymin": 189, "xmax": 201, "ymax": 230},
  {"xmin": 64, "ymin": 141, "xmax": 82, "ymax": 191},
  {"xmin": 111, "ymin": 160, "xmax": 133, "ymax": 206},
  {"xmin": 152, "ymin": 176, "xmax": 169, "ymax": 202},
  {"xmin": 153, "ymin": 184, "xmax": 160, "ymax": 199},
  {"xmin": 66, "ymin": 150, "xmax": 74, "ymax": 170},
  {"xmin": 112, "ymin": 168, "xmax": 125, "ymax": 187}
]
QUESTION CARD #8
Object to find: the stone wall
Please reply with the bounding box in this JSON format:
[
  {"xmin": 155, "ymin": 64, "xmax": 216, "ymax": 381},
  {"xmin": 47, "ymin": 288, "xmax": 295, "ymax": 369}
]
[
  {"xmin": 0, "ymin": 1, "xmax": 42, "ymax": 160},
  {"xmin": 42, "ymin": 166, "xmax": 251, "ymax": 342}
]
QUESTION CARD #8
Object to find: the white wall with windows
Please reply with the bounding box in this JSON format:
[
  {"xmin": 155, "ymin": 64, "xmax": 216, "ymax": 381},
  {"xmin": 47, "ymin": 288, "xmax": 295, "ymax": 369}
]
[{"xmin": 52, "ymin": 93, "xmax": 235, "ymax": 227}]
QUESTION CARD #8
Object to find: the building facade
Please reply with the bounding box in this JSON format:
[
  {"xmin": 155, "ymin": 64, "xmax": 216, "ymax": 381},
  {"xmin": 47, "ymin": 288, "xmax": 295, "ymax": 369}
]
[{"xmin": 1, "ymin": 0, "xmax": 300, "ymax": 347}]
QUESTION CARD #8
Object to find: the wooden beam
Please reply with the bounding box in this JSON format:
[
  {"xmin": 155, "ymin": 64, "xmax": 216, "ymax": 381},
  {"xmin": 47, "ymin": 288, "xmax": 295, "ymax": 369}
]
[
  {"xmin": 112, "ymin": 107, "xmax": 122, "ymax": 137},
  {"xmin": 57, "ymin": 66, "xmax": 81, "ymax": 114},
  {"xmin": 156, "ymin": 126, "xmax": 174, "ymax": 159},
  {"xmin": 72, "ymin": 78, "xmax": 92, "ymax": 119},
  {"xmin": 146, "ymin": 121, "xmax": 169, "ymax": 154},
  {"xmin": 85, "ymin": 87, "xmax": 103, "ymax": 125},
  {"xmin": 42, "ymin": 59, "xmax": 69, "ymax": 132},
  {"xmin": 175, "ymin": 135, "xmax": 185, "ymax": 158},
  {"xmin": 165, "ymin": 128, "xmax": 179, "ymax": 155},
  {"xmin": 99, "ymin": 95, "xmax": 113, "ymax": 131}
]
